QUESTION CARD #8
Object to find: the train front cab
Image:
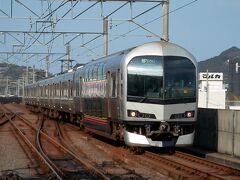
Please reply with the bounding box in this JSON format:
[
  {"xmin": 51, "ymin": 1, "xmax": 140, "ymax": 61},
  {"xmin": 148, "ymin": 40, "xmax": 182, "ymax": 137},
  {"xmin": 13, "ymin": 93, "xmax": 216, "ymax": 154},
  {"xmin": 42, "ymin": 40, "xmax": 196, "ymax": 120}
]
[{"xmin": 122, "ymin": 43, "xmax": 197, "ymax": 148}]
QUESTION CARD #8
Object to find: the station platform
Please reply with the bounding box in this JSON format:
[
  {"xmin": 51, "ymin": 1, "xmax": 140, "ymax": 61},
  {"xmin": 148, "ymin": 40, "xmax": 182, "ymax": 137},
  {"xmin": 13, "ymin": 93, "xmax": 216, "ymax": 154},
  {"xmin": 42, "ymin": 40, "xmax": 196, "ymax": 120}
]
[{"xmin": 177, "ymin": 146, "xmax": 240, "ymax": 171}]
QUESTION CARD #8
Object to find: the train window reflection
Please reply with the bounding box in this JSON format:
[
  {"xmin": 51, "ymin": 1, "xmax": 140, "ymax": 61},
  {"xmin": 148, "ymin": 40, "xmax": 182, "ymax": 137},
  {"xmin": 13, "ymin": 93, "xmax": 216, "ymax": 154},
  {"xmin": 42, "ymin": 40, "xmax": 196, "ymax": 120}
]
[
  {"xmin": 127, "ymin": 56, "xmax": 164, "ymax": 101},
  {"xmin": 127, "ymin": 56, "xmax": 196, "ymax": 104},
  {"xmin": 164, "ymin": 57, "xmax": 196, "ymax": 100}
]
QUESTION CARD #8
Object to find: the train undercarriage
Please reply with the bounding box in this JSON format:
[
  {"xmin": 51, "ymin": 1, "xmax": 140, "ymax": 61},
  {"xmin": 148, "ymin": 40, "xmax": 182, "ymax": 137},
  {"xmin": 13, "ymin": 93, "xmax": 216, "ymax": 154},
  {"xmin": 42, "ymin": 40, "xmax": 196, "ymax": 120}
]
[{"xmin": 26, "ymin": 104, "xmax": 194, "ymax": 153}]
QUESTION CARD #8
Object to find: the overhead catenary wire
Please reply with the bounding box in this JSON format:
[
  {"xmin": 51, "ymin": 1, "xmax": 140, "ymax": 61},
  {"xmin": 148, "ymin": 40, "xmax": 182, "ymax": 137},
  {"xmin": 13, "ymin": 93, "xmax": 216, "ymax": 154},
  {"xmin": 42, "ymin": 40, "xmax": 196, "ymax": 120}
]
[
  {"xmin": 3, "ymin": 0, "xmax": 159, "ymax": 65},
  {"xmin": 68, "ymin": 1, "xmax": 163, "ymax": 60},
  {"xmin": 73, "ymin": 0, "xmax": 199, "ymax": 61},
  {"xmin": 1, "ymin": 0, "xmax": 199, "ymax": 73}
]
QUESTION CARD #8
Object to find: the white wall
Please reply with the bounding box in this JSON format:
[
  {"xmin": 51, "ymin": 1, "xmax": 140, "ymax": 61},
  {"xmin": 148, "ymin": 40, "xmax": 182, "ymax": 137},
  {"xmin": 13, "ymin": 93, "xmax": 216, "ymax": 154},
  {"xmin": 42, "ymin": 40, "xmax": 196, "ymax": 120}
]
[
  {"xmin": 198, "ymin": 72, "xmax": 226, "ymax": 109},
  {"xmin": 198, "ymin": 90, "xmax": 226, "ymax": 109}
]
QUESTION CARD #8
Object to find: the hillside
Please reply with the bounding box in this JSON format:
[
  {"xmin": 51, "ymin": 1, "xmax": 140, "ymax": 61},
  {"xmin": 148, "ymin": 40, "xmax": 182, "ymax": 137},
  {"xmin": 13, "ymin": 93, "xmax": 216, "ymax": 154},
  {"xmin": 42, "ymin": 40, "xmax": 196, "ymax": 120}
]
[
  {"xmin": 198, "ymin": 47, "xmax": 240, "ymax": 73},
  {"xmin": 0, "ymin": 62, "xmax": 47, "ymax": 81},
  {"xmin": 0, "ymin": 63, "xmax": 48, "ymax": 96}
]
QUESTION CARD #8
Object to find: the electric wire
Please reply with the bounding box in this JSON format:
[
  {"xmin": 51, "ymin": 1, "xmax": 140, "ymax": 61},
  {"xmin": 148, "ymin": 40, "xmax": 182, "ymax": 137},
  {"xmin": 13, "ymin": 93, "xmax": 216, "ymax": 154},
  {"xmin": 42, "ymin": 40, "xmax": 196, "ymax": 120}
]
[
  {"xmin": 73, "ymin": 0, "xmax": 199, "ymax": 61},
  {"xmin": 1, "ymin": 0, "xmax": 199, "ymax": 73}
]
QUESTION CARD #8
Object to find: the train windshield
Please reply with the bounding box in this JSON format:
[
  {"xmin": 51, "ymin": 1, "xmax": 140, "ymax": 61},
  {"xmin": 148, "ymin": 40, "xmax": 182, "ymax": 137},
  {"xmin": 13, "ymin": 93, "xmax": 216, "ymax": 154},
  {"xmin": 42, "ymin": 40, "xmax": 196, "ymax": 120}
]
[{"xmin": 127, "ymin": 56, "xmax": 196, "ymax": 104}]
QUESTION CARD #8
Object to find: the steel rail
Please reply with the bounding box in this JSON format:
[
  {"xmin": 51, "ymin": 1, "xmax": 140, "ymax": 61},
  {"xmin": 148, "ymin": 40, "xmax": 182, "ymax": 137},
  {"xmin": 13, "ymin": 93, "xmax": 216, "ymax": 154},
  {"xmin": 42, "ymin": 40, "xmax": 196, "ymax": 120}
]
[
  {"xmin": 4, "ymin": 113, "xmax": 63, "ymax": 179},
  {"xmin": 174, "ymin": 151, "xmax": 240, "ymax": 176},
  {"xmin": 145, "ymin": 151, "xmax": 240, "ymax": 179},
  {"xmin": 144, "ymin": 151, "xmax": 208, "ymax": 179},
  {"xmin": 0, "ymin": 113, "xmax": 15, "ymax": 126},
  {"xmin": 15, "ymin": 113, "xmax": 110, "ymax": 180},
  {"xmin": 36, "ymin": 116, "xmax": 64, "ymax": 179},
  {"xmin": 56, "ymin": 121, "xmax": 152, "ymax": 179}
]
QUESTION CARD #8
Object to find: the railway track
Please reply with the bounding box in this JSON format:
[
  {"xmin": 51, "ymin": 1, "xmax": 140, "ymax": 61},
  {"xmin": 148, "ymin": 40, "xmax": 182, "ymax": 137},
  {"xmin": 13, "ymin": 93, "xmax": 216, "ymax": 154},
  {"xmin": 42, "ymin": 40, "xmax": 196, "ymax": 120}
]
[
  {"xmin": 143, "ymin": 150, "xmax": 240, "ymax": 179},
  {"xmin": 2, "ymin": 106, "xmax": 109, "ymax": 180},
  {"xmin": 2, "ymin": 103, "xmax": 240, "ymax": 179},
  {"xmin": 59, "ymin": 121, "xmax": 240, "ymax": 179},
  {"xmin": 0, "ymin": 111, "xmax": 15, "ymax": 126},
  {"xmin": 36, "ymin": 114, "xmax": 240, "ymax": 180},
  {"xmin": 52, "ymin": 118, "xmax": 147, "ymax": 179}
]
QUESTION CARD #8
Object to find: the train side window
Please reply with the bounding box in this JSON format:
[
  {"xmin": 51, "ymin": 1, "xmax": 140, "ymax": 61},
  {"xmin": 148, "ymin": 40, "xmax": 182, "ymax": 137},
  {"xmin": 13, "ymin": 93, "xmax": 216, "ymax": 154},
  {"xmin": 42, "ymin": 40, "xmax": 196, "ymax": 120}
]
[
  {"xmin": 69, "ymin": 80, "xmax": 73, "ymax": 97},
  {"xmin": 51, "ymin": 84, "xmax": 53, "ymax": 96},
  {"xmin": 55, "ymin": 84, "xmax": 57, "ymax": 97},
  {"xmin": 62, "ymin": 82, "xmax": 64, "ymax": 97},
  {"xmin": 49, "ymin": 85, "xmax": 51, "ymax": 97},
  {"xmin": 89, "ymin": 65, "xmax": 94, "ymax": 82},
  {"xmin": 84, "ymin": 66, "xmax": 90, "ymax": 82},
  {"xmin": 93, "ymin": 64, "xmax": 99, "ymax": 81},
  {"xmin": 54, "ymin": 84, "xmax": 55, "ymax": 97},
  {"xmin": 47, "ymin": 84, "xmax": 49, "ymax": 97},
  {"xmin": 57, "ymin": 83, "xmax": 60, "ymax": 97},
  {"xmin": 103, "ymin": 63, "xmax": 106, "ymax": 80},
  {"xmin": 76, "ymin": 78, "xmax": 79, "ymax": 96},
  {"xmin": 111, "ymin": 73, "xmax": 117, "ymax": 98},
  {"xmin": 44, "ymin": 85, "xmax": 46, "ymax": 97},
  {"xmin": 64, "ymin": 82, "xmax": 67, "ymax": 97},
  {"xmin": 60, "ymin": 82, "xmax": 62, "ymax": 97},
  {"xmin": 98, "ymin": 63, "xmax": 102, "ymax": 80},
  {"xmin": 64, "ymin": 82, "xmax": 68, "ymax": 97},
  {"xmin": 65, "ymin": 81, "xmax": 69, "ymax": 97},
  {"xmin": 68, "ymin": 80, "xmax": 70, "ymax": 97},
  {"xmin": 48, "ymin": 84, "xmax": 50, "ymax": 97}
]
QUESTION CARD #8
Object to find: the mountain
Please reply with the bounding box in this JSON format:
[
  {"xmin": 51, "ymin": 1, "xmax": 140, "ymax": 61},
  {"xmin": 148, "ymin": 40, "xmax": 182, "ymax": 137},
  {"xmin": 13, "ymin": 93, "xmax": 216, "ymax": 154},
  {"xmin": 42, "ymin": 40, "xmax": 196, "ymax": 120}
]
[
  {"xmin": 0, "ymin": 62, "xmax": 47, "ymax": 81},
  {"xmin": 0, "ymin": 62, "xmax": 48, "ymax": 96},
  {"xmin": 198, "ymin": 47, "xmax": 240, "ymax": 74}
]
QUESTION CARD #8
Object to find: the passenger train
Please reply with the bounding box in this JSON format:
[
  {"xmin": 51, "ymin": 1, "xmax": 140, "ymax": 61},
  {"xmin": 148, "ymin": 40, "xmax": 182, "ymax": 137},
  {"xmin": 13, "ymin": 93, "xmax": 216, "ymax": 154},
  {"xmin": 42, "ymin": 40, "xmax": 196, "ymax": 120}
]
[{"xmin": 24, "ymin": 41, "xmax": 197, "ymax": 149}]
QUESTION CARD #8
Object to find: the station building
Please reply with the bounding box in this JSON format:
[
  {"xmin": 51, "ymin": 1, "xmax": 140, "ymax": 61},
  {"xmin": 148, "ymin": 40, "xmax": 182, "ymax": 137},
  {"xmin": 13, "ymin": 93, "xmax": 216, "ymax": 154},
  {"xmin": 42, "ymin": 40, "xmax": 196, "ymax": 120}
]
[{"xmin": 198, "ymin": 72, "xmax": 226, "ymax": 109}]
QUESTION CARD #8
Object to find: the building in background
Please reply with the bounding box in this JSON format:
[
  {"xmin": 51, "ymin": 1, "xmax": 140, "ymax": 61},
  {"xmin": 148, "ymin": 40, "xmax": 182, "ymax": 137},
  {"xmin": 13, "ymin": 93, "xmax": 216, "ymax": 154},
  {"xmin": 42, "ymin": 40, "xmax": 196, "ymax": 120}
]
[
  {"xmin": 198, "ymin": 72, "xmax": 226, "ymax": 109},
  {"xmin": 227, "ymin": 57, "xmax": 240, "ymax": 109},
  {"xmin": 228, "ymin": 57, "xmax": 240, "ymax": 99}
]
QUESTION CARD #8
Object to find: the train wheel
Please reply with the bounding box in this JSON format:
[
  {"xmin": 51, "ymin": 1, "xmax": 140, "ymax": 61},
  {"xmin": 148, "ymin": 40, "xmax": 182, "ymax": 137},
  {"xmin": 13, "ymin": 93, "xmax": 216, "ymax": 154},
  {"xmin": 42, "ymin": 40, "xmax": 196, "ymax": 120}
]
[
  {"xmin": 79, "ymin": 121, "xmax": 84, "ymax": 130},
  {"xmin": 129, "ymin": 147, "xmax": 145, "ymax": 155},
  {"xmin": 167, "ymin": 147, "xmax": 175, "ymax": 155},
  {"xmin": 70, "ymin": 114, "xmax": 74, "ymax": 122}
]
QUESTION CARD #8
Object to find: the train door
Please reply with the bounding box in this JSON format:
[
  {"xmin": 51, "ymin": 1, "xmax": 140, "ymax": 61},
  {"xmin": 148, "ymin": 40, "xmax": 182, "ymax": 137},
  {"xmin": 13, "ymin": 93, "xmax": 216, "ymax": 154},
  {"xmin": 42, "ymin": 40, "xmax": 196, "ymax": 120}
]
[
  {"xmin": 74, "ymin": 75, "xmax": 82, "ymax": 113},
  {"xmin": 79, "ymin": 77, "xmax": 83, "ymax": 112},
  {"xmin": 109, "ymin": 70, "xmax": 120, "ymax": 120},
  {"xmin": 106, "ymin": 71, "xmax": 111, "ymax": 118}
]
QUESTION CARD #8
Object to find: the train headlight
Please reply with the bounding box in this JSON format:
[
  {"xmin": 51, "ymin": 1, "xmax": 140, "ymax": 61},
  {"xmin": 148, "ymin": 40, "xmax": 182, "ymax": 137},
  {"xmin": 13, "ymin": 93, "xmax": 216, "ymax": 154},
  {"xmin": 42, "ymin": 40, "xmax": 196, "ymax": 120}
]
[
  {"xmin": 186, "ymin": 111, "xmax": 193, "ymax": 118},
  {"xmin": 127, "ymin": 110, "xmax": 138, "ymax": 117},
  {"xmin": 170, "ymin": 111, "xmax": 194, "ymax": 119},
  {"xmin": 127, "ymin": 110, "xmax": 156, "ymax": 119},
  {"xmin": 131, "ymin": 111, "xmax": 136, "ymax": 117}
]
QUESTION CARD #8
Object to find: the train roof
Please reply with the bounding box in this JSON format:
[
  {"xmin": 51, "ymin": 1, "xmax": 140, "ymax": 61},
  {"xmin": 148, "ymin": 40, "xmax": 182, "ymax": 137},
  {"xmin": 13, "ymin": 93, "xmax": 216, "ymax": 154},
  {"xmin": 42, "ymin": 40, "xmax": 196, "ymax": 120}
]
[
  {"xmin": 25, "ymin": 41, "xmax": 196, "ymax": 87},
  {"xmin": 81, "ymin": 41, "xmax": 196, "ymax": 67}
]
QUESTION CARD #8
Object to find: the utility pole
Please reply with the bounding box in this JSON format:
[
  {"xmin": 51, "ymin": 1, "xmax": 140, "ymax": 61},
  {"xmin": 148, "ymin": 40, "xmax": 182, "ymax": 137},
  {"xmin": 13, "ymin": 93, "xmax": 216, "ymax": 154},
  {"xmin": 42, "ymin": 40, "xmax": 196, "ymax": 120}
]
[
  {"xmin": 66, "ymin": 43, "xmax": 71, "ymax": 70},
  {"xmin": 26, "ymin": 65, "xmax": 29, "ymax": 85},
  {"xmin": 162, "ymin": 0, "xmax": 169, "ymax": 42},
  {"xmin": 103, "ymin": 16, "xmax": 108, "ymax": 56},
  {"xmin": 22, "ymin": 78, "xmax": 25, "ymax": 97},
  {"xmin": 206, "ymin": 70, "xmax": 209, "ymax": 108},
  {"xmin": 33, "ymin": 65, "xmax": 35, "ymax": 83},
  {"xmin": 46, "ymin": 55, "xmax": 49, "ymax": 78},
  {"xmin": 5, "ymin": 76, "xmax": 9, "ymax": 96},
  {"xmin": 17, "ymin": 79, "xmax": 20, "ymax": 97}
]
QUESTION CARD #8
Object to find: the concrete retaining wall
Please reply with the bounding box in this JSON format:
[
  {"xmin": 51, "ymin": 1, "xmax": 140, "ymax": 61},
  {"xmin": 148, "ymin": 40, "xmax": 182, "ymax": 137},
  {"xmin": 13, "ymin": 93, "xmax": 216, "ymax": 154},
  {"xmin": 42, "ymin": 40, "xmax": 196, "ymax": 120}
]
[
  {"xmin": 195, "ymin": 108, "xmax": 240, "ymax": 157},
  {"xmin": 194, "ymin": 108, "xmax": 218, "ymax": 150}
]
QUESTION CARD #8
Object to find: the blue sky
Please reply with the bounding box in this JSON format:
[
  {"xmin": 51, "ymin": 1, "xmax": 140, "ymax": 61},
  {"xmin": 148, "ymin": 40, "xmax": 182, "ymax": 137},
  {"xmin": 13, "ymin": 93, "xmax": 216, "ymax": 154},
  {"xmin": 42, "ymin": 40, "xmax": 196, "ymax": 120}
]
[
  {"xmin": 0, "ymin": 0, "xmax": 239, "ymax": 73},
  {"xmin": 170, "ymin": 0, "xmax": 240, "ymax": 61}
]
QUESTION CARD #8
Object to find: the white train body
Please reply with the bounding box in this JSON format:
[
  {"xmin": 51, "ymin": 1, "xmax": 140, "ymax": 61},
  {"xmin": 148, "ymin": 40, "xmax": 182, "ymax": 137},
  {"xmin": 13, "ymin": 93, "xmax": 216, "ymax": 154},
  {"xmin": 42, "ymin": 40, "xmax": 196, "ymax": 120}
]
[{"xmin": 25, "ymin": 41, "xmax": 197, "ymax": 148}]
